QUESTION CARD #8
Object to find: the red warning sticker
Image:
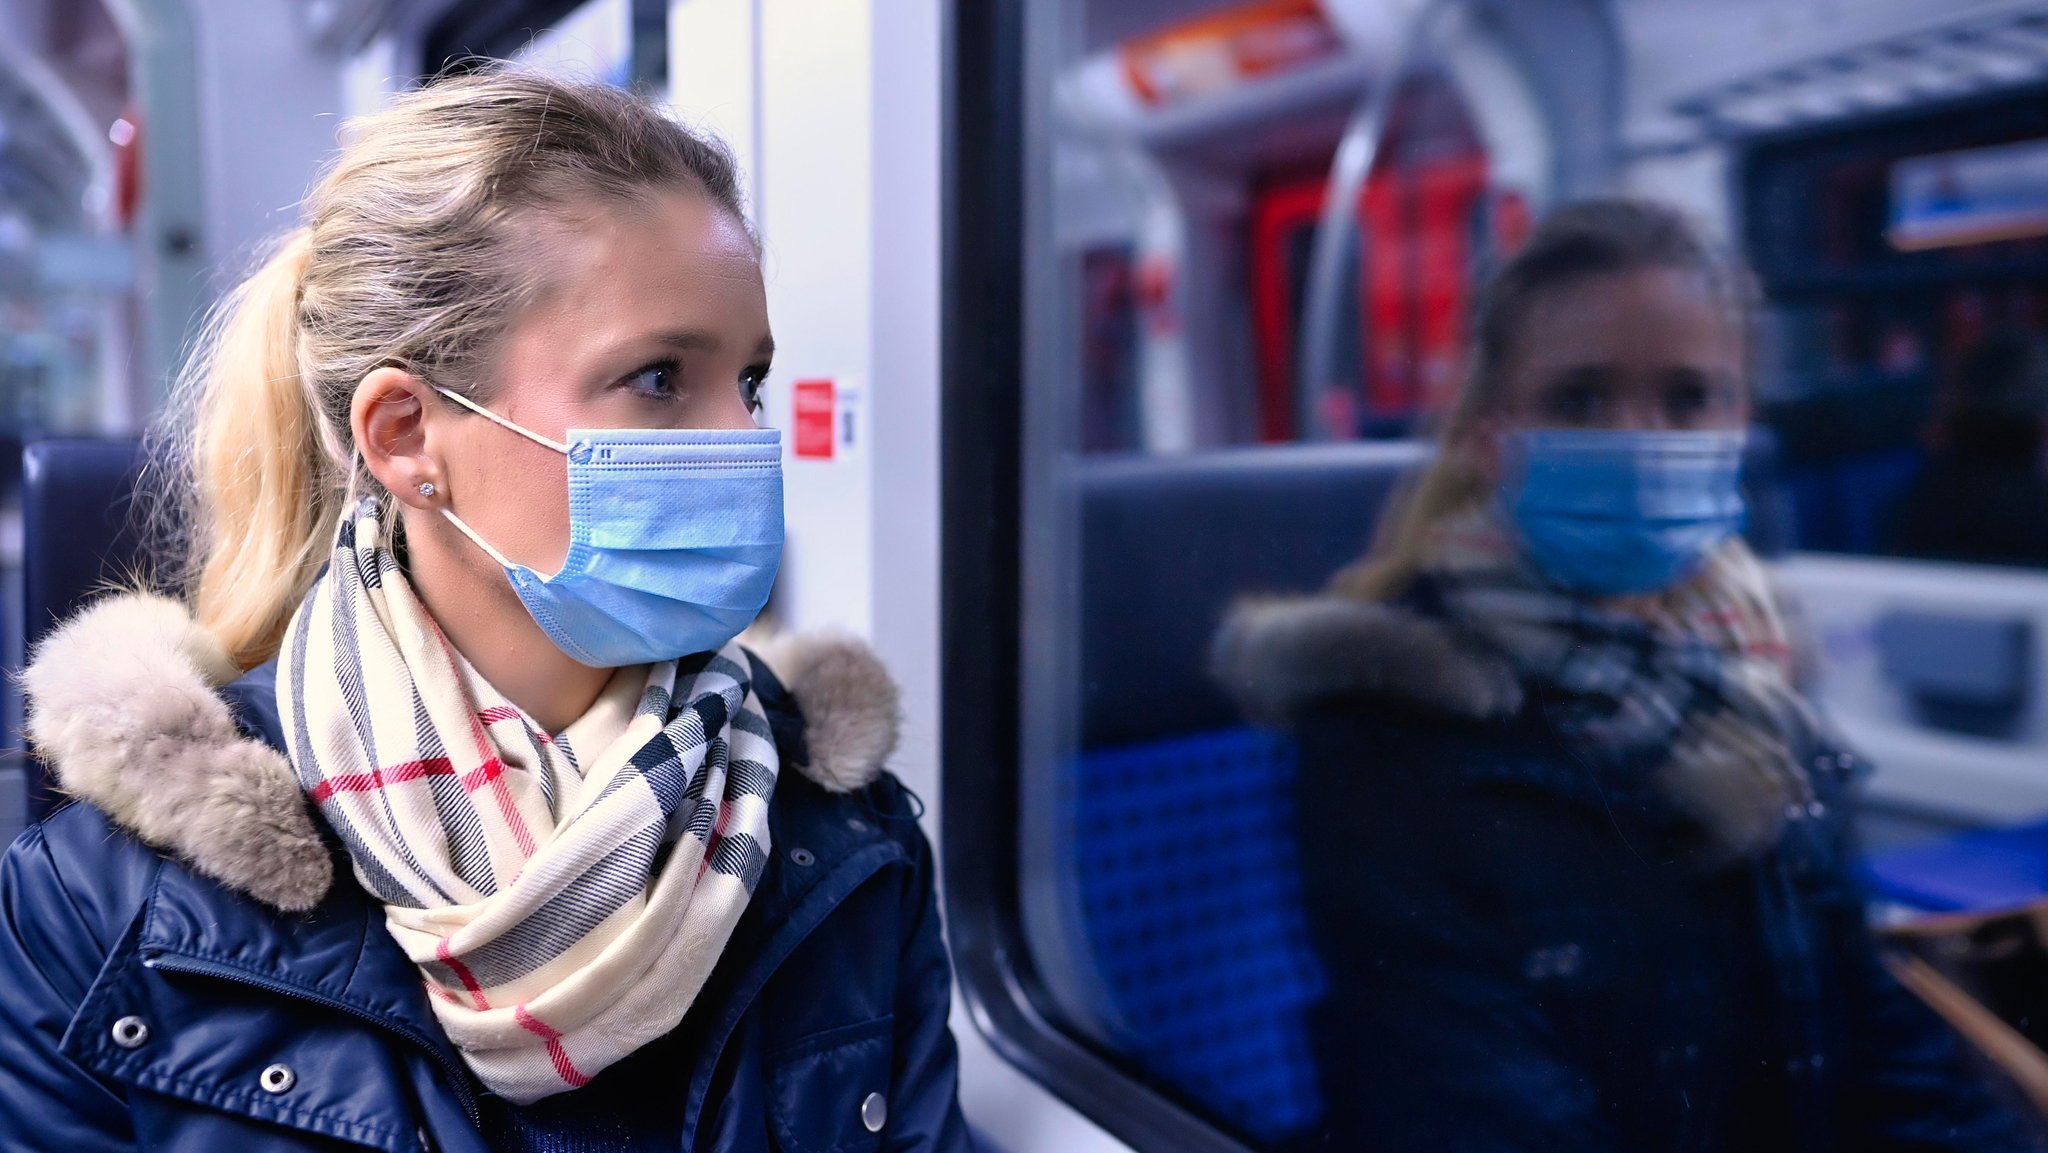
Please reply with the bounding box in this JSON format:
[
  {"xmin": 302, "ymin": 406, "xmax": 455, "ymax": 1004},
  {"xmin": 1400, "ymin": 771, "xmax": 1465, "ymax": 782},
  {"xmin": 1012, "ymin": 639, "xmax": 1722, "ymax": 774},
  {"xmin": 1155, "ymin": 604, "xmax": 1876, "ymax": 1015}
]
[{"xmin": 793, "ymin": 378, "xmax": 835, "ymax": 460}]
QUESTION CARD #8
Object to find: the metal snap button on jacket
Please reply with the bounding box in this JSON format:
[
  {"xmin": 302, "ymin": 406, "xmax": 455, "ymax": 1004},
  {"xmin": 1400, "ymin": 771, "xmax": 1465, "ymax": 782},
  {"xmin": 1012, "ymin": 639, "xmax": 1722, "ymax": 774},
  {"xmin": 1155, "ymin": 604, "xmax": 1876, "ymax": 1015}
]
[
  {"xmin": 110, "ymin": 1016, "xmax": 150, "ymax": 1049},
  {"xmin": 861, "ymin": 1091, "xmax": 888, "ymax": 1133},
  {"xmin": 259, "ymin": 1064, "xmax": 297, "ymax": 1094}
]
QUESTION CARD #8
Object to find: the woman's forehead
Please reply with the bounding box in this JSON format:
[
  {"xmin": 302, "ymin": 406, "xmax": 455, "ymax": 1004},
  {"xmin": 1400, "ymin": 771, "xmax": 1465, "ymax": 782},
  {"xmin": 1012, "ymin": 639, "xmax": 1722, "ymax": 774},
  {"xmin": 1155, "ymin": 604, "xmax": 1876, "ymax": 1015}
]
[
  {"xmin": 1510, "ymin": 269, "xmax": 1741, "ymax": 367},
  {"xmin": 506, "ymin": 194, "xmax": 769, "ymax": 359}
]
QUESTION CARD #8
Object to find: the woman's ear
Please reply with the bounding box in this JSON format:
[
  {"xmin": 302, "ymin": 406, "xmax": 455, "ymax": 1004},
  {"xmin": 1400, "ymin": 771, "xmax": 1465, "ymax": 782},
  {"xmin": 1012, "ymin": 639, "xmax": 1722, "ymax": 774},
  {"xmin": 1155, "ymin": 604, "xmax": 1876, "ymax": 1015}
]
[{"xmin": 352, "ymin": 368, "xmax": 441, "ymax": 510}]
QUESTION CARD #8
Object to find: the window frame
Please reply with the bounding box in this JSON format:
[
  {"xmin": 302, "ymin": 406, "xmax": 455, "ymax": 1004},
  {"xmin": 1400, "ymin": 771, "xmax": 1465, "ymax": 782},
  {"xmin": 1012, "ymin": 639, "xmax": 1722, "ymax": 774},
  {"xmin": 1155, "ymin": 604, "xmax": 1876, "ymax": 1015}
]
[
  {"xmin": 936, "ymin": 3, "xmax": 1263, "ymax": 1150},
  {"xmin": 421, "ymin": 0, "xmax": 667, "ymax": 89}
]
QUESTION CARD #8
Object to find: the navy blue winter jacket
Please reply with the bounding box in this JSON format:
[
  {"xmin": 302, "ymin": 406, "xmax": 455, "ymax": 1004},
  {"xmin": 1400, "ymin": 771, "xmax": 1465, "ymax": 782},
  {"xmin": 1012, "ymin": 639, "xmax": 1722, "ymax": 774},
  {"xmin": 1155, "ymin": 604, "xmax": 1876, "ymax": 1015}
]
[{"xmin": 0, "ymin": 597, "xmax": 972, "ymax": 1153}]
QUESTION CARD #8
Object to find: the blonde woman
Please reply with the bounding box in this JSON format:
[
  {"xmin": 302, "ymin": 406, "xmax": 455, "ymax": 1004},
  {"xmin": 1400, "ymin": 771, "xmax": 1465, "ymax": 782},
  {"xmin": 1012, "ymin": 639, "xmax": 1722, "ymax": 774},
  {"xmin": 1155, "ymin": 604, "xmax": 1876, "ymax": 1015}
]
[
  {"xmin": 0, "ymin": 73, "xmax": 970, "ymax": 1153},
  {"xmin": 1213, "ymin": 200, "xmax": 2035, "ymax": 1151}
]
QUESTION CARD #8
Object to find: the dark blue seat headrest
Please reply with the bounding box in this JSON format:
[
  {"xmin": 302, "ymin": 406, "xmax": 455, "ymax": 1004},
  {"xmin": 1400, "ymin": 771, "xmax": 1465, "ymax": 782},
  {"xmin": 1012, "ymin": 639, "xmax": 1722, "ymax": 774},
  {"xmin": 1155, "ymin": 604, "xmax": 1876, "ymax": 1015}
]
[
  {"xmin": 1076, "ymin": 443, "xmax": 1431, "ymax": 749},
  {"xmin": 22, "ymin": 438, "xmax": 151, "ymax": 651},
  {"xmin": 20, "ymin": 438, "xmax": 148, "ymax": 818}
]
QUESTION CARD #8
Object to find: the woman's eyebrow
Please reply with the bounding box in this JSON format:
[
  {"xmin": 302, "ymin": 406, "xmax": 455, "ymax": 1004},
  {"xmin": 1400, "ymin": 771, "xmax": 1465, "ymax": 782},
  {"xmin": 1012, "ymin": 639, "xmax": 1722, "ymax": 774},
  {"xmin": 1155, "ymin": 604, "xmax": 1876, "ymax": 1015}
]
[
  {"xmin": 645, "ymin": 328, "xmax": 723, "ymax": 353},
  {"xmin": 639, "ymin": 331, "xmax": 776, "ymax": 359}
]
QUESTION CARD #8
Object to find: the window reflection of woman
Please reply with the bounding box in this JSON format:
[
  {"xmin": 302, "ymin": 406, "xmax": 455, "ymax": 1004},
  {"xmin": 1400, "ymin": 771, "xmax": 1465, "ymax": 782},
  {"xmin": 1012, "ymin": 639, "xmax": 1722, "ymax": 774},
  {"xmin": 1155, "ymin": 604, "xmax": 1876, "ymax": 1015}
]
[{"xmin": 1214, "ymin": 200, "xmax": 2039, "ymax": 1151}]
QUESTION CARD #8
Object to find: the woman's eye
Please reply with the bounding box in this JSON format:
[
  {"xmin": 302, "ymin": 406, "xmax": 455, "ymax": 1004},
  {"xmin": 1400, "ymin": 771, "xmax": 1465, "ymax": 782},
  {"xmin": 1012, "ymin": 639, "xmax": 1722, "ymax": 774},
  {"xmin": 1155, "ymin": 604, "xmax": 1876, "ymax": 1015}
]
[
  {"xmin": 740, "ymin": 366, "xmax": 770, "ymax": 412},
  {"xmin": 1666, "ymin": 385, "xmax": 1709, "ymax": 422},
  {"xmin": 624, "ymin": 362, "xmax": 680, "ymax": 398},
  {"xmin": 1663, "ymin": 375, "xmax": 1732, "ymax": 426},
  {"xmin": 1541, "ymin": 382, "xmax": 1606, "ymax": 426}
]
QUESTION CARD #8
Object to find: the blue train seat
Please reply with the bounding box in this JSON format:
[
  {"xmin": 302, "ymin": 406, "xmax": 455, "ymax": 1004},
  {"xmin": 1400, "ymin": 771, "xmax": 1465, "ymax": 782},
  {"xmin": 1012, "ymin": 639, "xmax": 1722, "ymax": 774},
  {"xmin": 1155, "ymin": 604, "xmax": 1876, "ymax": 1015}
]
[
  {"xmin": 18, "ymin": 438, "xmax": 149, "ymax": 819},
  {"xmin": 1077, "ymin": 443, "xmax": 1429, "ymax": 750},
  {"xmin": 1071, "ymin": 442, "xmax": 1427, "ymax": 1140},
  {"xmin": 1866, "ymin": 820, "xmax": 2048, "ymax": 914}
]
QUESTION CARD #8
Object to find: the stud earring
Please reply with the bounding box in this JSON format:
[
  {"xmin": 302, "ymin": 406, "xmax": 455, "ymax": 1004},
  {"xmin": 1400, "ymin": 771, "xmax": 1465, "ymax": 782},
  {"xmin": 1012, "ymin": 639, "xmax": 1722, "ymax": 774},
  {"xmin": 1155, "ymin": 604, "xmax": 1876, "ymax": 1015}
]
[{"xmin": 418, "ymin": 482, "xmax": 436, "ymax": 498}]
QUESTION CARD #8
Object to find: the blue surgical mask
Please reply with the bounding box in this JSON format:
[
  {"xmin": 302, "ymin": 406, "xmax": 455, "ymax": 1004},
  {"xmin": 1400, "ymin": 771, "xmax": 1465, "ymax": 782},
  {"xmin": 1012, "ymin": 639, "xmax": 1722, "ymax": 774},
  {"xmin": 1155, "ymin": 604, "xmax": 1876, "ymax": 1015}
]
[
  {"xmin": 1499, "ymin": 428, "xmax": 1747, "ymax": 597},
  {"xmin": 435, "ymin": 388, "xmax": 783, "ymax": 667}
]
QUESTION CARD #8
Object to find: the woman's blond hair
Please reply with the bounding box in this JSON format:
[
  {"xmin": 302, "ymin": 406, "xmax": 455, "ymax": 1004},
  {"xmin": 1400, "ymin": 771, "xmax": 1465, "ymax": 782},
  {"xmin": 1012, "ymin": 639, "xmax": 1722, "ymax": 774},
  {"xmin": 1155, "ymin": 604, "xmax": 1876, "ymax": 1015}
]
[
  {"xmin": 1329, "ymin": 198, "xmax": 1756, "ymax": 601},
  {"xmin": 153, "ymin": 69, "xmax": 748, "ymax": 670}
]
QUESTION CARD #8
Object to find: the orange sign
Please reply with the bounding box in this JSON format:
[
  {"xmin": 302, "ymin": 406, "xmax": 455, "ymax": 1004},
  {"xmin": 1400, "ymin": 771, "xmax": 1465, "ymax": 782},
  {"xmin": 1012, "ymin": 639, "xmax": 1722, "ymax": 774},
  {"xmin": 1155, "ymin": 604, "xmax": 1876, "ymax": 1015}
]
[{"xmin": 1119, "ymin": 0, "xmax": 1342, "ymax": 109}]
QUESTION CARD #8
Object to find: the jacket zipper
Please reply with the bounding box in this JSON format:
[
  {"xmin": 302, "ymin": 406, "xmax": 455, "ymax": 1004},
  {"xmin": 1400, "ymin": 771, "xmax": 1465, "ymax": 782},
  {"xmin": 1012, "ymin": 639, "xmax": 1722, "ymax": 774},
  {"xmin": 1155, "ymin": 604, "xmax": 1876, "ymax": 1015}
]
[{"xmin": 144, "ymin": 952, "xmax": 483, "ymax": 1127}]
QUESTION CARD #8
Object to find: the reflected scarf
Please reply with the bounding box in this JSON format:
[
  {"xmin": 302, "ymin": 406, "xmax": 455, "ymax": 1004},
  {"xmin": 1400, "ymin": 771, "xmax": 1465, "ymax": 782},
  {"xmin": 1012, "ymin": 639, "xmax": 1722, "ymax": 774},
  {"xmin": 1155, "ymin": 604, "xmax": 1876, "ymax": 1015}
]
[
  {"xmin": 1416, "ymin": 508, "xmax": 1815, "ymax": 863},
  {"xmin": 278, "ymin": 499, "xmax": 779, "ymax": 1103}
]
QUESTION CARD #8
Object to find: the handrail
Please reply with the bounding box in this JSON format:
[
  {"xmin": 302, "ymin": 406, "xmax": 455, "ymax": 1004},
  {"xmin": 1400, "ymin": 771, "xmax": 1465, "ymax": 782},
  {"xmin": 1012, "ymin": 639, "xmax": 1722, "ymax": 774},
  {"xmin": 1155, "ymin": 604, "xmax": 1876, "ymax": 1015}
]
[{"xmin": 1295, "ymin": 0, "xmax": 1462, "ymax": 440}]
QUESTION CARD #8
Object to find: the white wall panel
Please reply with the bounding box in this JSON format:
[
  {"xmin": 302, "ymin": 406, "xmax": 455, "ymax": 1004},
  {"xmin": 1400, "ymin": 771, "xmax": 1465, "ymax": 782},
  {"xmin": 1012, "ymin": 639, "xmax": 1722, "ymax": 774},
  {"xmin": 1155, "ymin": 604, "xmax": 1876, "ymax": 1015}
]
[{"xmin": 754, "ymin": 0, "xmax": 875, "ymax": 636}]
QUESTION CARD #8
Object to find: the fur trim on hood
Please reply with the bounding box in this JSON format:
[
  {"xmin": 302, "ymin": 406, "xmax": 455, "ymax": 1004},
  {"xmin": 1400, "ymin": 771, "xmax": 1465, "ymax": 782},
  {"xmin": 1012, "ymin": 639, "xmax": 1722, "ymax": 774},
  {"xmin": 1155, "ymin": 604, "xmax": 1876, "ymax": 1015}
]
[
  {"xmin": 23, "ymin": 593, "xmax": 904, "ymax": 912},
  {"xmin": 1209, "ymin": 593, "xmax": 1524, "ymax": 728}
]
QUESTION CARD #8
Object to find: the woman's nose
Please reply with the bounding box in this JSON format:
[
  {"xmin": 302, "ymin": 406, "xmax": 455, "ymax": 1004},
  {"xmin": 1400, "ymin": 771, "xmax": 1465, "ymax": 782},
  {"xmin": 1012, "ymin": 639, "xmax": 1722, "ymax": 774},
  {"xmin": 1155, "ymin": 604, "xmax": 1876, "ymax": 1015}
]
[
  {"xmin": 701, "ymin": 391, "xmax": 763, "ymax": 431},
  {"xmin": 1611, "ymin": 394, "xmax": 1674, "ymax": 432}
]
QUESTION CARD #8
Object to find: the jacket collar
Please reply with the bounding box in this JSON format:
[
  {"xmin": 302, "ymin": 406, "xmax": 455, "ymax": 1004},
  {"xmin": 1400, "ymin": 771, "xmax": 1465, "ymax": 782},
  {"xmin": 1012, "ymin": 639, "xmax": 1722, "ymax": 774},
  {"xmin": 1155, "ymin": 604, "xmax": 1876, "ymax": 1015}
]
[
  {"xmin": 114, "ymin": 748, "xmax": 908, "ymax": 1079},
  {"xmin": 22, "ymin": 592, "xmax": 905, "ymax": 913}
]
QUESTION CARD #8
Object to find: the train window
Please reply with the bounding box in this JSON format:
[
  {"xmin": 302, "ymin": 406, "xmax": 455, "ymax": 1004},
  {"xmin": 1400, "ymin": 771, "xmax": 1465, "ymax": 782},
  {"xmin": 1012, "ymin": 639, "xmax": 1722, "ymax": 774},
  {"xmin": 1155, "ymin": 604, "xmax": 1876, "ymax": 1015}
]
[
  {"xmin": 0, "ymin": 0, "xmax": 139, "ymax": 847},
  {"xmin": 422, "ymin": 0, "xmax": 659, "ymax": 88},
  {"xmin": 1747, "ymin": 96, "xmax": 2048, "ymax": 569},
  {"xmin": 946, "ymin": 2, "xmax": 2048, "ymax": 1151},
  {"xmin": 512, "ymin": 0, "xmax": 632, "ymax": 83}
]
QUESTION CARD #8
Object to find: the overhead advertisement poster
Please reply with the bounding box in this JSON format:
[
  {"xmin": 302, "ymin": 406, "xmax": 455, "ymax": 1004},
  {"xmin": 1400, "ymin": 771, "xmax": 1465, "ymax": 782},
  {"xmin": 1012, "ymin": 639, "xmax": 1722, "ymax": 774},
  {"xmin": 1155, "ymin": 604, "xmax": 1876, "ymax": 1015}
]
[{"xmin": 1891, "ymin": 136, "xmax": 2048, "ymax": 251}]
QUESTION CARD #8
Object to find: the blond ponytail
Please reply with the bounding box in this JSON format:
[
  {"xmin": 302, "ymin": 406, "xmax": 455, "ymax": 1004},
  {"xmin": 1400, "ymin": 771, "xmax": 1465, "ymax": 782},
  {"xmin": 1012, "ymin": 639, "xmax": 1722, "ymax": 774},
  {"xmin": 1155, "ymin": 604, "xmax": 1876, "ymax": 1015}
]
[{"xmin": 173, "ymin": 231, "xmax": 347, "ymax": 668}]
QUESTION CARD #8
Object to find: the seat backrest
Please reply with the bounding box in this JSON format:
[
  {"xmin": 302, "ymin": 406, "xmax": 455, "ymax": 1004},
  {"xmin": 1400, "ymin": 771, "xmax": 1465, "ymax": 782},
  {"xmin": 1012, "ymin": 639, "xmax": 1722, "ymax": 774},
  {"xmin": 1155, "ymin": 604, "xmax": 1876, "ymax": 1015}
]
[
  {"xmin": 1076, "ymin": 441, "xmax": 1431, "ymax": 749},
  {"xmin": 1066, "ymin": 443, "xmax": 1427, "ymax": 1140},
  {"xmin": 19, "ymin": 438, "xmax": 149, "ymax": 818}
]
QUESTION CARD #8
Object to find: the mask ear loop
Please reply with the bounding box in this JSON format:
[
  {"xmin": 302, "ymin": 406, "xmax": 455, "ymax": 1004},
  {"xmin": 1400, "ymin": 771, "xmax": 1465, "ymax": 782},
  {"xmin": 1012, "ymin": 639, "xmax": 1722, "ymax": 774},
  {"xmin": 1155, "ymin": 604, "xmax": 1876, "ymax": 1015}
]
[
  {"xmin": 434, "ymin": 386, "xmax": 573, "ymax": 455},
  {"xmin": 439, "ymin": 505, "xmax": 521, "ymax": 570},
  {"xmin": 428, "ymin": 386, "xmax": 570, "ymax": 575}
]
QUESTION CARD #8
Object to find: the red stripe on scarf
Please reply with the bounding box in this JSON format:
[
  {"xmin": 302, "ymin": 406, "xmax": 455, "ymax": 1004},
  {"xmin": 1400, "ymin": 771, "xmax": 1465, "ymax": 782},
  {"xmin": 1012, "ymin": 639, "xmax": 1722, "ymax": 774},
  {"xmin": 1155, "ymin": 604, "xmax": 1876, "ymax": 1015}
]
[
  {"xmin": 308, "ymin": 758, "xmax": 456, "ymax": 803},
  {"xmin": 417, "ymin": 618, "xmax": 541, "ymax": 857},
  {"xmin": 457, "ymin": 691, "xmax": 538, "ymax": 856},
  {"xmin": 478, "ymin": 704, "xmax": 558, "ymax": 748},
  {"xmin": 515, "ymin": 1005, "xmax": 592, "ymax": 1088},
  {"xmin": 460, "ymin": 756, "xmax": 507, "ymax": 792},
  {"xmin": 309, "ymin": 756, "xmax": 517, "ymax": 804},
  {"xmin": 436, "ymin": 939, "xmax": 492, "ymax": 1011}
]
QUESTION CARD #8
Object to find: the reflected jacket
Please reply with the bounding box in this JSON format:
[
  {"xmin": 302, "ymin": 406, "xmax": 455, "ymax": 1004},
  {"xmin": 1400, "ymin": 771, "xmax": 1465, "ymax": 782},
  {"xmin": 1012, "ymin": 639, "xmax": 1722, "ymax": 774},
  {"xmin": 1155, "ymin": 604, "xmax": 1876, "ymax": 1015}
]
[
  {"xmin": 0, "ymin": 597, "xmax": 973, "ymax": 1153},
  {"xmin": 1214, "ymin": 592, "xmax": 2042, "ymax": 1153}
]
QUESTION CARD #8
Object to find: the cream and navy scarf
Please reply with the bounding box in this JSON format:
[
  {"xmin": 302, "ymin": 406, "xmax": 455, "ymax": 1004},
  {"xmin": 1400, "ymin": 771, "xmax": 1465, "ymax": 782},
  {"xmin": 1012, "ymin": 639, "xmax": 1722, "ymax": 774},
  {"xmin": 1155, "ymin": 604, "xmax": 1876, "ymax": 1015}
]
[
  {"xmin": 1415, "ymin": 508, "xmax": 1817, "ymax": 862},
  {"xmin": 278, "ymin": 499, "xmax": 779, "ymax": 1103}
]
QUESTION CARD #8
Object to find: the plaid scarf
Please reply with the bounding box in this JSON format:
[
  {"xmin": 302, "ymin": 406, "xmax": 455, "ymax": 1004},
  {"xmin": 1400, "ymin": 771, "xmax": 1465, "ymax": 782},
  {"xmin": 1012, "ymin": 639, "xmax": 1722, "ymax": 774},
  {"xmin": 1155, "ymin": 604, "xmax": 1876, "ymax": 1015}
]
[
  {"xmin": 278, "ymin": 499, "xmax": 778, "ymax": 1103},
  {"xmin": 1416, "ymin": 508, "xmax": 1815, "ymax": 859}
]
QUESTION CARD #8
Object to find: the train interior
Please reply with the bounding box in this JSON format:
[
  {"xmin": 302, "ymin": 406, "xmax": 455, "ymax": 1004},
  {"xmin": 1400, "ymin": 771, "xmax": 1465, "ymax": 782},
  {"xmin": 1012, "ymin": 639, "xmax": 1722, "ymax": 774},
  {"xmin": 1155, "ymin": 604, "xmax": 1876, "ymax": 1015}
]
[{"xmin": 2, "ymin": 0, "xmax": 2048, "ymax": 1150}]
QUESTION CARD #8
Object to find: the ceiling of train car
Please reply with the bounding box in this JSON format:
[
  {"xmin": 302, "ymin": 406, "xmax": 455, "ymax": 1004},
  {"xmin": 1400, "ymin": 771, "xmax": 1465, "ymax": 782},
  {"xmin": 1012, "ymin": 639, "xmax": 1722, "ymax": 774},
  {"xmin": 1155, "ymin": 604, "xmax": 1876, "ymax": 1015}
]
[
  {"xmin": 1613, "ymin": 0, "xmax": 2048, "ymax": 146},
  {"xmin": 0, "ymin": 0, "xmax": 125, "ymax": 230},
  {"xmin": 0, "ymin": 75, "xmax": 88, "ymax": 228},
  {"xmin": 1081, "ymin": 0, "xmax": 1256, "ymax": 57}
]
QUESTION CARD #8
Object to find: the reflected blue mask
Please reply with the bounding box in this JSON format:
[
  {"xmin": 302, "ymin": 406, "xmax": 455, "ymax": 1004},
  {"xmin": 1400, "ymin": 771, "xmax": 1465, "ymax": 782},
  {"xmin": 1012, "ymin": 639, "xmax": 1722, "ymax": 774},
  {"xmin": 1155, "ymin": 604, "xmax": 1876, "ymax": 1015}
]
[
  {"xmin": 435, "ymin": 387, "xmax": 784, "ymax": 667},
  {"xmin": 1499, "ymin": 428, "xmax": 1747, "ymax": 598}
]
